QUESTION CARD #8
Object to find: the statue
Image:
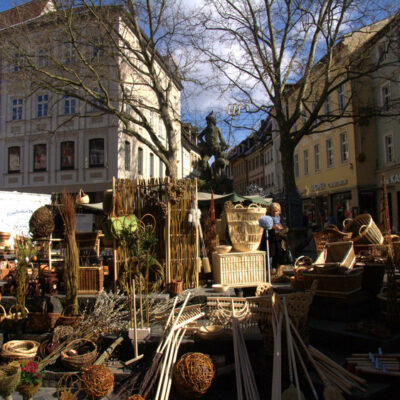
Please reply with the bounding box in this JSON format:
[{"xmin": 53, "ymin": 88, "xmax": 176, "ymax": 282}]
[{"xmin": 198, "ymin": 112, "xmax": 229, "ymax": 178}]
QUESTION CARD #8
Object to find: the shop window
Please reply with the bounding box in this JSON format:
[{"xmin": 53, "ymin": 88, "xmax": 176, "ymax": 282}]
[
  {"xmin": 149, "ymin": 153, "xmax": 154, "ymax": 177},
  {"xmin": 340, "ymin": 132, "xmax": 349, "ymax": 163},
  {"xmin": 89, "ymin": 138, "xmax": 104, "ymax": 167},
  {"xmin": 60, "ymin": 141, "xmax": 75, "ymax": 170},
  {"xmin": 294, "ymin": 153, "xmax": 299, "ymax": 177},
  {"xmin": 138, "ymin": 147, "xmax": 143, "ymax": 175},
  {"xmin": 314, "ymin": 144, "xmax": 320, "ymax": 171},
  {"xmin": 8, "ymin": 146, "xmax": 21, "ymax": 173},
  {"xmin": 33, "ymin": 144, "xmax": 47, "ymax": 171},
  {"xmin": 385, "ymin": 134, "xmax": 393, "ymax": 163},
  {"xmin": 124, "ymin": 141, "xmax": 130, "ymax": 171},
  {"xmin": 12, "ymin": 98, "xmax": 23, "ymax": 121},
  {"xmin": 303, "ymin": 150, "xmax": 309, "ymax": 175},
  {"xmin": 326, "ymin": 138, "xmax": 334, "ymax": 167},
  {"xmin": 37, "ymin": 94, "xmax": 49, "ymax": 118}
]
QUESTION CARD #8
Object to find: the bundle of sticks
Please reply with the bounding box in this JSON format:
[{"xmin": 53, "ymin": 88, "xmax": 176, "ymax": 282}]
[
  {"xmin": 271, "ymin": 296, "xmax": 368, "ymax": 400},
  {"xmin": 346, "ymin": 352, "xmax": 400, "ymax": 377}
]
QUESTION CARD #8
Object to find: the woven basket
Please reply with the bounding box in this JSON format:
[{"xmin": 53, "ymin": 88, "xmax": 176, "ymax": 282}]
[
  {"xmin": 61, "ymin": 339, "xmax": 97, "ymax": 370},
  {"xmin": 312, "ymin": 241, "xmax": 356, "ymax": 274},
  {"xmin": 27, "ymin": 311, "xmax": 61, "ymax": 333},
  {"xmin": 225, "ymin": 204, "xmax": 266, "ymax": 252},
  {"xmin": 0, "ymin": 362, "xmax": 21, "ymax": 398},
  {"xmin": 56, "ymin": 314, "xmax": 83, "ymax": 328},
  {"xmin": 343, "ymin": 214, "xmax": 383, "ymax": 245},
  {"xmin": 1, "ymin": 340, "xmax": 40, "ymax": 361},
  {"xmin": 313, "ymin": 228, "xmax": 352, "ymax": 254}
]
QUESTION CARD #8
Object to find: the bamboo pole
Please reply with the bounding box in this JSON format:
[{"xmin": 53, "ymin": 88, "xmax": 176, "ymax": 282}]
[{"xmin": 94, "ymin": 336, "xmax": 123, "ymax": 365}]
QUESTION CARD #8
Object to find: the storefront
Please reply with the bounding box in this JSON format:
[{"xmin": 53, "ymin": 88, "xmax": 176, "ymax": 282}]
[
  {"xmin": 382, "ymin": 171, "xmax": 400, "ymax": 233},
  {"xmin": 331, "ymin": 191, "xmax": 352, "ymax": 228}
]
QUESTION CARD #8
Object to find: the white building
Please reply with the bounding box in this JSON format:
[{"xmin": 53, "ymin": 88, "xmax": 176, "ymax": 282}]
[{"xmin": 0, "ymin": 0, "xmax": 184, "ymax": 202}]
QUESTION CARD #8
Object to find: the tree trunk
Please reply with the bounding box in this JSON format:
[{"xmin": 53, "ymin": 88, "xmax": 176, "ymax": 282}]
[{"xmin": 280, "ymin": 137, "xmax": 304, "ymax": 228}]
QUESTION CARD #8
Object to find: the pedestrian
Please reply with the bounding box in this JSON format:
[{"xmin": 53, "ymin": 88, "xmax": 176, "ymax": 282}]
[{"xmin": 259, "ymin": 202, "xmax": 288, "ymax": 271}]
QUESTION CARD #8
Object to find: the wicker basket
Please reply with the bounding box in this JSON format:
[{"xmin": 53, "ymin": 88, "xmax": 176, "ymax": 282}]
[
  {"xmin": 312, "ymin": 241, "xmax": 356, "ymax": 274},
  {"xmin": 1, "ymin": 340, "xmax": 40, "ymax": 361},
  {"xmin": 343, "ymin": 214, "xmax": 383, "ymax": 245},
  {"xmin": 212, "ymin": 251, "xmax": 266, "ymax": 287},
  {"xmin": 78, "ymin": 266, "xmax": 104, "ymax": 294},
  {"xmin": 61, "ymin": 339, "xmax": 97, "ymax": 370},
  {"xmin": 225, "ymin": 204, "xmax": 266, "ymax": 252},
  {"xmin": 303, "ymin": 267, "xmax": 364, "ymax": 298},
  {"xmin": 313, "ymin": 228, "xmax": 352, "ymax": 254}
]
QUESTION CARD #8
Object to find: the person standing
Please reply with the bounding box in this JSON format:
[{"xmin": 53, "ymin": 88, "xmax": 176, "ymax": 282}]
[{"xmin": 259, "ymin": 202, "xmax": 287, "ymax": 270}]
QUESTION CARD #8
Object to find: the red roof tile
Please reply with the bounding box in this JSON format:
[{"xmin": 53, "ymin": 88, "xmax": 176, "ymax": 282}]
[{"xmin": 0, "ymin": 0, "xmax": 51, "ymax": 30}]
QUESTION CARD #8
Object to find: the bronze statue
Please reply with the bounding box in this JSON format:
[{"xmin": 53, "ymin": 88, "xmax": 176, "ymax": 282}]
[{"xmin": 198, "ymin": 112, "xmax": 229, "ymax": 178}]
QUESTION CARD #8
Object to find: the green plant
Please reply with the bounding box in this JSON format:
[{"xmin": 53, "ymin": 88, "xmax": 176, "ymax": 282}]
[{"xmin": 20, "ymin": 361, "xmax": 42, "ymax": 386}]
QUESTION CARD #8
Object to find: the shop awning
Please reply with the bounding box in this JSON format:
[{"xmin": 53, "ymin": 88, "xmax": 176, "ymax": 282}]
[{"xmin": 198, "ymin": 192, "xmax": 272, "ymax": 206}]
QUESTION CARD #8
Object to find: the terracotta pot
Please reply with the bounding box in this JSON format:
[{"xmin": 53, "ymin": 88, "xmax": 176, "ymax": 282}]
[{"xmin": 169, "ymin": 280, "xmax": 183, "ymax": 296}]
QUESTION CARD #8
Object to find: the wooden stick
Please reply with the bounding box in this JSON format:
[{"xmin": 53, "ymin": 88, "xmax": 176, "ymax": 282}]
[
  {"xmin": 132, "ymin": 279, "xmax": 138, "ymax": 358},
  {"xmin": 271, "ymin": 311, "xmax": 277, "ymax": 400},
  {"xmin": 232, "ymin": 315, "xmax": 243, "ymax": 400},
  {"xmin": 292, "ymin": 338, "xmax": 319, "ymax": 400},
  {"xmin": 283, "ymin": 299, "xmax": 302, "ymax": 400},
  {"xmin": 164, "ymin": 328, "xmax": 187, "ymax": 400},
  {"xmin": 309, "ymin": 346, "xmax": 367, "ymax": 386},
  {"xmin": 94, "ymin": 336, "xmax": 123, "ymax": 365},
  {"xmin": 317, "ymin": 362, "xmax": 353, "ymax": 395}
]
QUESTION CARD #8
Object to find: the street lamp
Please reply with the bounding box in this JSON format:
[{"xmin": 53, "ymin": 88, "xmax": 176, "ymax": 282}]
[{"xmin": 227, "ymin": 103, "xmax": 242, "ymax": 144}]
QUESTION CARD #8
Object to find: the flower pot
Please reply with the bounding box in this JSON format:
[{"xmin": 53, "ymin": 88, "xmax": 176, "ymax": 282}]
[{"xmin": 169, "ymin": 280, "xmax": 183, "ymax": 296}]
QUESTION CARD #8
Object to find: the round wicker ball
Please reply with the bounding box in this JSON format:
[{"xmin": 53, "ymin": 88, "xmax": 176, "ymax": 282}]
[
  {"xmin": 127, "ymin": 395, "xmax": 145, "ymax": 400},
  {"xmin": 173, "ymin": 352, "xmax": 215, "ymax": 398},
  {"xmin": 81, "ymin": 365, "xmax": 114, "ymax": 399},
  {"xmin": 29, "ymin": 206, "xmax": 54, "ymax": 239}
]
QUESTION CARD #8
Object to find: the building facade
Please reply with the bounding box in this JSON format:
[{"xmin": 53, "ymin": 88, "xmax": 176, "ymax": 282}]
[{"xmin": 0, "ymin": 0, "xmax": 184, "ymax": 201}]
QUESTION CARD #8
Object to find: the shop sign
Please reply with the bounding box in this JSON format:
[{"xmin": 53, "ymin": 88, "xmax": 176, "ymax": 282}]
[
  {"xmin": 310, "ymin": 183, "xmax": 326, "ymax": 191},
  {"xmin": 328, "ymin": 179, "xmax": 348, "ymax": 188},
  {"xmin": 386, "ymin": 173, "xmax": 400, "ymax": 185}
]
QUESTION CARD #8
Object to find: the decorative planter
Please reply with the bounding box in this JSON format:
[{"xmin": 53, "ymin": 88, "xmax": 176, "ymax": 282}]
[
  {"xmin": 169, "ymin": 280, "xmax": 183, "ymax": 296},
  {"xmin": 17, "ymin": 381, "xmax": 42, "ymax": 400}
]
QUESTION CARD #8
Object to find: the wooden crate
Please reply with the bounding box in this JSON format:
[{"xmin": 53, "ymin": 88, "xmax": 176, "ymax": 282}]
[
  {"xmin": 212, "ymin": 251, "xmax": 266, "ymax": 287},
  {"xmin": 303, "ymin": 267, "xmax": 363, "ymax": 298},
  {"xmin": 78, "ymin": 266, "xmax": 104, "ymax": 294}
]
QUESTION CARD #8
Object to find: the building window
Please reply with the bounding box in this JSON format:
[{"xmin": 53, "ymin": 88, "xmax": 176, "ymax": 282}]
[
  {"xmin": 89, "ymin": 138, "xmax": 104, "ymax": 167},
  {"xmin": 385, "ymin": 134, "xmax": 393, "ymax": 163},
  {"xmin": 12, "ymin": 99, "xmax": 23, "ymax": 121},
  {"xmin": 149, "ymin": 153, "xmax": 154, "ymax": 178},
  {"xmin": 294, "ymin": 153, "xmax": 299, "ymax": 177},
  {"xmin": 159, "ymin": 158, "xmax": 164, "ymax": 178},
  {"xmin": 8, "ymin": 146, "xmax": 21, "ymax": 173},
  {"xmin": 91, "ymin": 40, "xmax": 105, "ymax": 61},
  {"xmin": 60, "ymin": 141, "xmax": 74, "ymax": 170},
  {"xmin": 303, "ymin": 150, "xmax": 309, "ymax": 175},
  {"xmin": 324, "ymin": 96, "xmax": 331, "ymax": 116},
  {"xmin": 337, "ymin": 83, "xmax": 346, "ymax": 112},
  {"xmin": 64, "ymin": 96, "xmax": 76, "ymax": 115},
  {"xmin": 326, "ymin": 138, "xmax": 334, "ymax": 167},
  {"xmin": 138, "ymin": 147, "xmax": 143, "ymax": 175},
  {"xmin": 340, "ymin": 132, "xmax": 349, "ymax": 163},
  {"xmin": 314, "ymin": 144, "xmax": 320, "ymax": 171},
  {"xmin": 63, "ymin": 43, "xmax": 76, "ymax": 64},
  {"xmin": 33, "ymin": 144, "xmax": 47, "ymax": 171},
  {"xmin": 37, "ymin": 48, "xmax": 49, "ymax": 67},
  {"xmin": 37, "ymin": 94, "xmax": 49, "ymax": 118},
  {"xmin": 12, "ymin": 53, "xmax": 23, "ymax": 72},
  {"xmin": 381, "ymin": 84, "xmax": 390, "ymax": 112},
  {"xmin": 124, "ymin": 141, "xmax": 130, "ymax": 171}
]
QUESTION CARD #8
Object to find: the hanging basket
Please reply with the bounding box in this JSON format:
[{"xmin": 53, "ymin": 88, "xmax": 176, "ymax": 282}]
[
  {"xmin": 343, "ymin": 214, "xmax": 383, "ymax": 245},
  {"xmin": 225, "ymin": 204, "xmax": 266, "ymax": 252},
  {"xmin": 76, "ymin": 189, "xmax": 90, "ymax": 205}
]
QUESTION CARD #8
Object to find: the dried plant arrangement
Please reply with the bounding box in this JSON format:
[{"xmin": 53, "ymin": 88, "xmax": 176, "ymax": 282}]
[
  {"xmin": 15, "ymin": 236, "xmax": 36, "ymax": 319},
  {"xmin": 59, "ymin": 190, "xmax": 80, "ymax": 316},
  {"xmin": 29, "ymin": 206, "xmax": 54, "ymax": 239}
]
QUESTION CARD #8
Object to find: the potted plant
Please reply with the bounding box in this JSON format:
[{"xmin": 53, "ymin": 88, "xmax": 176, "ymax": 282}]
[{"xmin": 17, "ymin": 361, "xmax": 42, "ymax": 400}]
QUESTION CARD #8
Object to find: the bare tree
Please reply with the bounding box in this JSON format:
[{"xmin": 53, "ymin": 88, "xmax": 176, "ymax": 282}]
[
  {"xmin": 191, "ymin": 0, "xmax": 400, "ymax": 225},
  {"xmin": 1, "ymin": 0, "xmax": 195, "ymax": 177}
]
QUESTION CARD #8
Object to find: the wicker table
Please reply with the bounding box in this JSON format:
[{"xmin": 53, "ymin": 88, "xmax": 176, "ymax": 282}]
[{"xmin": 212, "ymin": 251, "xmax": 266, "ymax": 287}]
